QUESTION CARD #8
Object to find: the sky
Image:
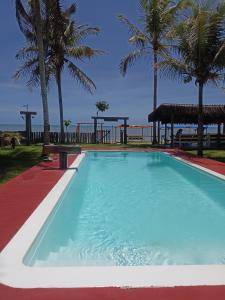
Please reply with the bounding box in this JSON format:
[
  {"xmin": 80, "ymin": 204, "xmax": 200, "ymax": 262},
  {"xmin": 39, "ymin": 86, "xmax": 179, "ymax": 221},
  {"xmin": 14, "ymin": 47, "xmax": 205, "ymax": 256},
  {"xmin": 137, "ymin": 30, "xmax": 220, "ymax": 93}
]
[{"xmin": 0, "ymin": 0, "xmax": 225, "ymax": 126}]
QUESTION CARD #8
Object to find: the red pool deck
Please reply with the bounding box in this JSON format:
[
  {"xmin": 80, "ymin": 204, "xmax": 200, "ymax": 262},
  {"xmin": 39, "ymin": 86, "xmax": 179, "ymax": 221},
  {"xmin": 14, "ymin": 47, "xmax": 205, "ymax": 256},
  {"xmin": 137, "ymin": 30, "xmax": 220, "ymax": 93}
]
[{"xmin": 1, "ymin": 148, "xmax": 225, "ymax": 300}]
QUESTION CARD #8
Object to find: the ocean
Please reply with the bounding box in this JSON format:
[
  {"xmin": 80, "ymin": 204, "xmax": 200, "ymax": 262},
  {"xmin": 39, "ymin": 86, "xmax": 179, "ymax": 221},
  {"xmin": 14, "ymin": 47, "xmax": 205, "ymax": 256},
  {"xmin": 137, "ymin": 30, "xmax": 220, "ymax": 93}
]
[
  {"xmin": 0, "ymin": 123, "xmax": 220, "ymax": 134},
  {"xmin": 0, "ymin": 124, "xmax": 221, "ymax": 144}
]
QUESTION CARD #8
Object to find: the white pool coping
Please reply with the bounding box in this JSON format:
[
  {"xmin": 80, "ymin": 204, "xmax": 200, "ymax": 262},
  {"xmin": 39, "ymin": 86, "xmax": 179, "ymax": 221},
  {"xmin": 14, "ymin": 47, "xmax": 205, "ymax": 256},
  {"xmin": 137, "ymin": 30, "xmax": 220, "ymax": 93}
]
[{"xmin": 1, "ymin": 150, "xmax": 225, "ymax": 288}]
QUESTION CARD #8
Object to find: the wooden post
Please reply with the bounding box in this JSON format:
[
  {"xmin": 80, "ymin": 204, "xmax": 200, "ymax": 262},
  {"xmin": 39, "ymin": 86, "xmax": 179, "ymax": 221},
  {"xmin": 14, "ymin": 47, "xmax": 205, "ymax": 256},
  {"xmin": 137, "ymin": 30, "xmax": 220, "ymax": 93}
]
[
  {"xmin": 217, "ymin": 123, "xmax": 221, "ymax": 147},
  {"xmin": 26, "ymin": 113, "xmax": 31, "ymax": 145},
  {"xmin": 100, "ymin": 123, "xmax": 103, "ymax": 144},
  {"xmin": 120, "ymin": 130, "xmax": 123, "ymax": 144},
  {"xmin": 150, "ymin": 126, "xmax": 153, "ymax": 143},
  {"xmin": 20, "ymin": 111, "xmax": 37, "ymax": 145},
  {"xmin": 157, "ymin": 121, "xmax": 160, "ymax": 144},
  {"xmin": 59, "ymin": 152, "xmax": 68, "ymax": 169},
  {"xmin": 171, "ymin": 115, "xmax": 174, "ymax": 148},
  {"xmin": 94, "ymin": 118, "xmax": 97, "ymax": 144},
  {"xmin": 164, "ymin": 124, "xmax": 167, "ymax": 145},
  {"xmin": 124, "ymin": 119, "xmax": 127, "ymax": 144},
  {"xmin": 112, "ymin": 125, "xmax": 113, "ymax": 144}
]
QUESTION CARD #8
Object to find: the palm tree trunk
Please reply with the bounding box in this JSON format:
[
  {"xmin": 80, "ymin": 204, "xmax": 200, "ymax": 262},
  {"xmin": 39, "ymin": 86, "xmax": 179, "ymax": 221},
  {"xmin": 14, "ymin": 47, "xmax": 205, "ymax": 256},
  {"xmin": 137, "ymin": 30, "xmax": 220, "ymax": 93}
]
[
  {"xmin": 197, "ymin": 82, "xmax": 204, "ymax": 157},
  {"xmin": 33, "ymin": 0, "xmax": 50, "ymax": 146},
  {"xmin": 56, "ymin": 70, "xmax": 65, "ymax": 144},
  {"xmin": 152, "ymin": 51, "xmax": 158, "ymax": 144}
]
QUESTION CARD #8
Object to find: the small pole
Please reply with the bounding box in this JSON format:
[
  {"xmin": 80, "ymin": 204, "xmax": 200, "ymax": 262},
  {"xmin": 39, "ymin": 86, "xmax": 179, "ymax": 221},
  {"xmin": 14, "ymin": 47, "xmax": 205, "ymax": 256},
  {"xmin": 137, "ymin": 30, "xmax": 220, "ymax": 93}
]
[
  {"xmin": 59, "ymin": 152, "xmax": 67, "ymax": 169},
  {"xmin": 20, "ymin": 111, "xmax": 37, "ymax": 145},
  {"xmin": 94, "ymin": 118, "xmax": 97, "ymax": 144},
  {"xmin": 164, "ymin": 123, "xmax": 167, "ymax": 145},
  {"xmin": 171, "ymin": 115, "xmax": 174, "ymax": 148},
  {"xmin": 101, "ymin": 123, "xmax": 103, "ymax": 143},
  {"xmin": 111, "ymin": 125, "xmax": 113, "ymax": 144},
  {"xmin": 150, "ymin": 126, "xmax": 153, "ymax": 143},
  {"xmin": 217, "ymin": 123, "xmax": 221, "ymax": 147},
  {"xmin": 158, "ymin": 121, "xmax": 160, "ymax": 144},
  {"xmin": 124, "ymin": 119, "xmax": 127, "ymax": 144}
]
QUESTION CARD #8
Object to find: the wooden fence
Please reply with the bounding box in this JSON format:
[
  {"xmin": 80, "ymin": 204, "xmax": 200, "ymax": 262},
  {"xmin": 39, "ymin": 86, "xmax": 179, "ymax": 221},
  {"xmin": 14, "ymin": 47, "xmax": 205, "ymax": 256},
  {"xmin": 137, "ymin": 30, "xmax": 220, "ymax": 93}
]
[{"xmin": 30, "ymin": 130, "xmax": 111, "ymax": 144}]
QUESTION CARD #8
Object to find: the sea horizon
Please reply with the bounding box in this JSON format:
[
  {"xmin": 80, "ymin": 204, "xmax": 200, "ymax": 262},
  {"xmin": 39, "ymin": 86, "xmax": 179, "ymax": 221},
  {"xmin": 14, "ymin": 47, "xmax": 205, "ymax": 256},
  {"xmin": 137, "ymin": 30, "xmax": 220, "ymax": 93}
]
[{"xmin": 0, "ymin": 123, "xmax": 220, "ymax": 135}]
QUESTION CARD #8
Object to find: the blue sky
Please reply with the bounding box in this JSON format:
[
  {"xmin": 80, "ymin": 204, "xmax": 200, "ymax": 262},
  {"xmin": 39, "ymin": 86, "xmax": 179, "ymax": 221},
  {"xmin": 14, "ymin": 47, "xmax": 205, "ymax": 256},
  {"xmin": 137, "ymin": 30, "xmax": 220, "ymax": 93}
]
[{"xmin": 0, "ymin": 0, "xmax": 224, "ymax": 126}]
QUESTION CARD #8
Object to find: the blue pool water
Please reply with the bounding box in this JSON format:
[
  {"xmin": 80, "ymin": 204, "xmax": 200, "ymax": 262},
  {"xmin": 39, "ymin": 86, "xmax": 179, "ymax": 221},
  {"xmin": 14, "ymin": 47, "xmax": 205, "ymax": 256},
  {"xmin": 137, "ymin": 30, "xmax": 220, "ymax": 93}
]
[{"xmin": 24, "ymin": 151, "xmax": 225, "ymax": 267}]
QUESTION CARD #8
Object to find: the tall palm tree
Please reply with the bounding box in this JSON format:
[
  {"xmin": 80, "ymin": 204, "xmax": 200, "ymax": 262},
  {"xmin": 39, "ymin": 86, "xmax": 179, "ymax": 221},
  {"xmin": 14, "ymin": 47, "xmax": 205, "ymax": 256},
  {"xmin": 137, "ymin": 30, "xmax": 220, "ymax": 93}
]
[
  {"xmin": 160, "ymin": 1, "xmax": 225, "ymax": 156},
  {"xmin": 48, "ymin": 2, "xmax": 102, "ymax": 143},
  {"xmin": 119, "ymin": 0, "xmax": 189, "ymax": 144},
  {"xmin": 15, "ymin": 1, "xmax": 102, "ymax": 144},
  {"xmin": 16, "ymin": 0, "xmax": 50, "ymax": 145}
]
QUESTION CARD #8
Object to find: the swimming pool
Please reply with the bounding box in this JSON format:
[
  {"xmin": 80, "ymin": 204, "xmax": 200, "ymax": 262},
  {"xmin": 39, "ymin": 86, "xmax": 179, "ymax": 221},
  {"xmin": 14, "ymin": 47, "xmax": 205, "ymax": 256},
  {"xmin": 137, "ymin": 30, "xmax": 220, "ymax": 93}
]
[{"xmin": 1, "ymin": 151, "xmax": 225, "ymax": 287}]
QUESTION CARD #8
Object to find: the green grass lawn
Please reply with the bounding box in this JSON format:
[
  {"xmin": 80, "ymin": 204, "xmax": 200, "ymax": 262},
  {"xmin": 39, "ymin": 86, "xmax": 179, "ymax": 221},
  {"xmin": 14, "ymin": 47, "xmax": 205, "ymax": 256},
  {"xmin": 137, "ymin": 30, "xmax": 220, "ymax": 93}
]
[
  {"xmin": 188, "ymin": 150, "xmax": 225, "ymax": 163},
  {"xmin": 0, "ymin": 145, "xmax": 42, "ymax": 185}
]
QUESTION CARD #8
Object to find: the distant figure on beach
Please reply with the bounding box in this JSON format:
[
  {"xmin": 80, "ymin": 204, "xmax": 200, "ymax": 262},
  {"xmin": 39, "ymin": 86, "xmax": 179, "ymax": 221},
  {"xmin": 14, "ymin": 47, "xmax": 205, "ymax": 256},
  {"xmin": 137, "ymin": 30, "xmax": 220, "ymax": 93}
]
[
  {"xmin": 175, "ymin": 129, "xmax": 183, "ymax": 138},
  {"xmin": 11, "ymin": 137, "xmax": 16, "ymax": 149}
]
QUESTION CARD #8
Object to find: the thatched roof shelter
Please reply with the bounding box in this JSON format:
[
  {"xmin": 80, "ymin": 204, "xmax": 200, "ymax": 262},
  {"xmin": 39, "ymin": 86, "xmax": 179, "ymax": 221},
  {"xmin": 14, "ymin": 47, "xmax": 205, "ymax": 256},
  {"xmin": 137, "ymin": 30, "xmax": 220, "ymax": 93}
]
[{"xmin": 148, "ymin": 103, "xmax": 225, "ymax": 125}]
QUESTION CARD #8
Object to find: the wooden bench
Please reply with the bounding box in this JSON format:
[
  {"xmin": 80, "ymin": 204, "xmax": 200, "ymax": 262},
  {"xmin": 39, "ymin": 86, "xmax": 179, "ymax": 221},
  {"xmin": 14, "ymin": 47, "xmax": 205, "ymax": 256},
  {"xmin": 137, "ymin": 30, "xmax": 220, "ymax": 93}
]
[
  {"xmin": 127, "ymin": 135, "xmax": 144, "ymax": 142},
  {"xmin": 43, "ymin": 145, "xmax": 81, "ymax": 169},
  {"xmin": 207, "ymin": 134, "xmax": 225, "ymax": 146},
  {"xmin": 174, "ymin": 134, "xmax": 225, "ymax": 148},
  {"xmin": 174, "ymin": 135, "xmax": 208, "ymax": 148}
]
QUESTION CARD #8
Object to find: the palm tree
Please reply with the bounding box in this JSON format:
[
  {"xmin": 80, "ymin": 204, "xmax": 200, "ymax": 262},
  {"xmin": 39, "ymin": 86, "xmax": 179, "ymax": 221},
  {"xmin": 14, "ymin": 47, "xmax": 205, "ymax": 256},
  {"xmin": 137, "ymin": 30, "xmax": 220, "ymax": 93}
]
[
  {"xmin": 64, "ymin": 119, "xmax": 72, "ymax": 132},
  {"xmin": 46, "ymin": 2, "xmax": 102, "ymax": 143},
  {"xmin": 119, "ymin": 0, "xmax": 189, "ymax": 144},
  {"xmin": 15, "ymin": 1, "xmax": 102, "ymax": 143},
  {"xmin": 16, "ymin": 0, "xmax": 50, "ymax": 145},
  {"xmin": 160, "ymin": 1, "xmax": 225, "ymax": 156},
  {"xmin": 96, "ymin": 101, "xmax": 109, "ymax": 116}
]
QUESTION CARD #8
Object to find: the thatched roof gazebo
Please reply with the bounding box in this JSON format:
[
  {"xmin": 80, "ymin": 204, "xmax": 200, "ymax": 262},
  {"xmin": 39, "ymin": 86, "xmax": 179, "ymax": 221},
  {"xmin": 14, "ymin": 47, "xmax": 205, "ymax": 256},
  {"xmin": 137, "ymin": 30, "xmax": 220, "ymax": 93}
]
[
  {"xmin": 148, "ymin": 103, "xmax": 225, "ymax": 147},
  {"xmin": 148, "ymin": 103, "xmax": 225, "ymax": 124}
]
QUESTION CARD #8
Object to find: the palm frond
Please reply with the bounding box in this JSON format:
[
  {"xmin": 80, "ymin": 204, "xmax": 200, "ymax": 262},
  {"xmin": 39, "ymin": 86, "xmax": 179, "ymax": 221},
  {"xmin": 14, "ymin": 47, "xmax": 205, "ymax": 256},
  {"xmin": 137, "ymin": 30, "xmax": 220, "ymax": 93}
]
[
  {"xmin": 15, "ymin": 46, "xmax": 38, "ymax": 60},
  {"xmin": 78, "ymin": 25, "xmax": 100, "ymax": 38},
  {"xmin": 66, "ymin": 60, "xmax": 96, "ymax": 93},
  {"xmin": 120, "ymin": 48, "xmax": 147, "ymax": 76},
  {"xmin": 63, "ymin": 3, "xmax": 76, "ymax": 18},
  {"xmin": 64, "ymin": 21, "xmax": 75, "ymax": 38},
  {"xmin": 15, "ymin": 0, "xmax": 31, "ymax": 33},
  {"xmin": 15, "ymin": 0, "xmax": 35, "ymax": 41},
  {"xmin": 165, "ymin": 0, "xmax": 191, "ymax": 18},
  {"xmin": 129, "ymin": 34, "xmax": 147, "ymax": 48},
  {"xmin": 159, "ymin": 56, "xmax": 190, "ymax": 82},
  {"xmin": 160, "ymin": 1, "xmax": 225, "ymax": 87},
  {"xmin": 13, "ymin": 58, "xmax": 39, "ymax": 81},
  {"xmin": 66, "ymin": 46, "xmax": 104, "ymax": 60},
  {"xmin": 15, "ymin": 0, "xmax": 101, "ymax": 97},
  {"xmin": 118, "ymin": 14, "xmax": 148, "ymax": 41},
  {"xmin": 26, "ymin": 65, "xmax": 40, "ymax": 88},
  {"xmin": 213, "ymin": 39, "xmax": 225, "ymax": 67},
  {"xmin": 69, "ymin": 24, "xmax": 100, "ymax": 44}
]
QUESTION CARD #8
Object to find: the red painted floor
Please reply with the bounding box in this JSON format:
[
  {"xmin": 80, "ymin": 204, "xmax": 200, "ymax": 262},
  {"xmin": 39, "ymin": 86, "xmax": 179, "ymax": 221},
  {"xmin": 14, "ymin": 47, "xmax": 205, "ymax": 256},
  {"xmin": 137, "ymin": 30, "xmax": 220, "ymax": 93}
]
[{"xmin": 1, "ymin": 149, "xmax": 225, "ymax": 300}]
